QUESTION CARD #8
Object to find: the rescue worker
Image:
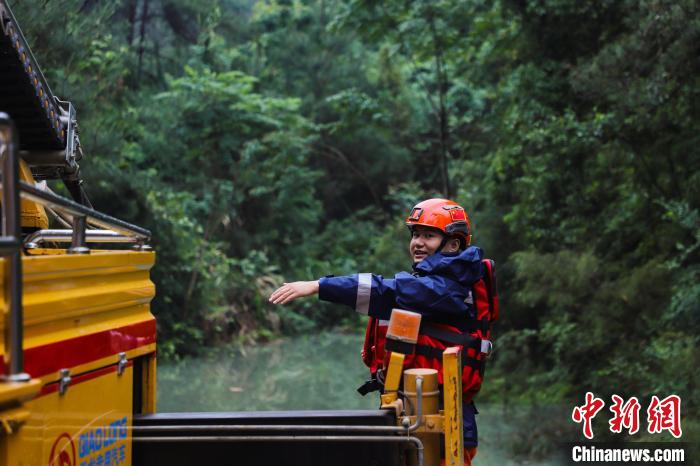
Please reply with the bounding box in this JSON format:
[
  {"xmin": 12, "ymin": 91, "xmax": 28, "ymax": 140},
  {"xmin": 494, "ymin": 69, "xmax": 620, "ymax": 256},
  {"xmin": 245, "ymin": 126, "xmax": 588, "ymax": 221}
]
[{"xmin": 269, "ymin": 198, "xmax": 488, "ymax": 465}]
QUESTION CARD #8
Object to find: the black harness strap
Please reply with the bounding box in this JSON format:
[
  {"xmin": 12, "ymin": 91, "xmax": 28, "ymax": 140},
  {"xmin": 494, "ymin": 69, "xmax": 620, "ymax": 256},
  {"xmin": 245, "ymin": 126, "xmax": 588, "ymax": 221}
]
[
  {"xmin": 420, "ymin": 323, "xmax": 482, "ymax": 350},
  {"xmin": 481, "ymin": 317, "xmax": 490, "ymax": 334},
  {"xmin": 466, "ymin": 317, "xmax": 487, "ymax": 334},
  {"xmin": 414, "ymin": 345, "xmax": 485, "ymax": 374},
  {"xmin": 384, "ymin": 338, "xmax": 416, "ymax": 355}
]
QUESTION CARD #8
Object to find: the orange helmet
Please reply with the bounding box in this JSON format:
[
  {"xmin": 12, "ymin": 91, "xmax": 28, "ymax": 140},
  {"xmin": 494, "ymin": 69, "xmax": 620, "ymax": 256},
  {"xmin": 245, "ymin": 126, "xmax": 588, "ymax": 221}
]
[{"xmin": 405, "ymin": 198, "xmax": 472, "ymax": 246}]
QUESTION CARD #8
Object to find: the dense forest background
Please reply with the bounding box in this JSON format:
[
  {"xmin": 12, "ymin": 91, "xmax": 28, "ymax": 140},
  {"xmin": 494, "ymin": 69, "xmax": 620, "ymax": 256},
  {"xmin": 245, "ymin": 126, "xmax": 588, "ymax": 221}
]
[{"xmin": 10, "ymin": 0, "xmax": 698, "ymax": 448}]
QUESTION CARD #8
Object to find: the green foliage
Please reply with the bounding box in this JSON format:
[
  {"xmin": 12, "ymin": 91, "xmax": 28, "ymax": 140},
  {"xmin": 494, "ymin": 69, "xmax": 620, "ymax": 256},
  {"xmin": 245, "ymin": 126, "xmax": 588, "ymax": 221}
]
[{"xmin": 466, "ymin": 0, "xmax": 699, "ymax": 446}]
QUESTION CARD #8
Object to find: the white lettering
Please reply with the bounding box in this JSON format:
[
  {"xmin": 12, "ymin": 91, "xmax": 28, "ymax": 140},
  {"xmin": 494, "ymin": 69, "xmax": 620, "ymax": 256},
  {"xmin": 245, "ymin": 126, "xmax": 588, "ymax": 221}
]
[
  {"xmin": 628, "ymin": 449, "xmax": 644, "ymax": 461},
  {"xmin": 571, "ymin": 446, "xmax": 582, "ymax": 462},
  {"xmin": 570, "ymin": 445, "xmax": 685, "ymax": 463}
]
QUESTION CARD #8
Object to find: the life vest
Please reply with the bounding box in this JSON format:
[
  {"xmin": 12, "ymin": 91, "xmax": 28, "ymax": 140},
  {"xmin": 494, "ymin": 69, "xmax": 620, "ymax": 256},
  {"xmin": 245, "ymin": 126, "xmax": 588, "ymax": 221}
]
[{"xmin": 361, "ymin": 259, "xmax": 499, "ymax": 402}]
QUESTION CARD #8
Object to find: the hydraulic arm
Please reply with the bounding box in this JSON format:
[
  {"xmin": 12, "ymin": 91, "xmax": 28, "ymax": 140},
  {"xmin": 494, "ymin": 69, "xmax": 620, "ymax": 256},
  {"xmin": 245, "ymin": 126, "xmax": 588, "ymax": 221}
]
[{"xmin": 0, "ymin": 0, "xmax": 88, "ymax": 204}]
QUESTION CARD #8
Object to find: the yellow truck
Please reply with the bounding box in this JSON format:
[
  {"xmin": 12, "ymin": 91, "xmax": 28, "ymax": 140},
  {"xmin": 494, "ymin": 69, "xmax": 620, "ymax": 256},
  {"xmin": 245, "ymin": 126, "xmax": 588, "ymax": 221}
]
[{"xmin": 0, "ymin": 2, "xmax": 467, "ymax": 465}]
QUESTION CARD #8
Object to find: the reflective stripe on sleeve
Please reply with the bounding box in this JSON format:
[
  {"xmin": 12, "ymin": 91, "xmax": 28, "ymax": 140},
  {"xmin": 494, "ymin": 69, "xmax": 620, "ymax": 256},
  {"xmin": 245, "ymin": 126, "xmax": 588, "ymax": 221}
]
[{"xmin": 355, "ymin": 273, "xmax": 372, "ymax": 315}]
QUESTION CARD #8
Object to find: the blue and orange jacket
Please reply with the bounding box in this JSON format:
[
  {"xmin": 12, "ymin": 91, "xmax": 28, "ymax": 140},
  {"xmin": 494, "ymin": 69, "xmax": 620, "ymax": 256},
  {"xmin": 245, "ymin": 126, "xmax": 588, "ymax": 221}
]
[
  {"xmin": 319, "ymin": 246, "xmax": 483, "ymax": 323},
  {"xmin": 318, "ymin": 246, "xmax": 498, "ymax": 402}
]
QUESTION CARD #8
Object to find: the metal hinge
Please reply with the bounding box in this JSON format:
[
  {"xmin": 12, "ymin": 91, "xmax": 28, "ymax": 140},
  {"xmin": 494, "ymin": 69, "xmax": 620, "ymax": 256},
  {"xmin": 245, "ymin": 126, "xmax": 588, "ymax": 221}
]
[
  {"xmin": 58, "ymin": 369, "xmax": 71, "ymax": 396},
  {"xmin": 117, "ymin": 352, "xmax": 128, "ymax": 376}
]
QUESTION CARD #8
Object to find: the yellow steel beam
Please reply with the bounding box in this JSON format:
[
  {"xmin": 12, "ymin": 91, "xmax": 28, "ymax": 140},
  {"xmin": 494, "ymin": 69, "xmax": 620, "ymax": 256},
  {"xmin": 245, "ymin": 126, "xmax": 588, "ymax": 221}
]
[
  {"xmin": 0, "ymin": 160, "xmax": 49, "ymax": 229},
  {"xmin": 443, "ymin": 347, "xmax": 464, "ymax": 466},
  {"xmin": 140, "ymin": 353, "xmax": 158, "ymax": 413},
  {"xmin": 380, "ymin": 351, "xmax": 405, "ymax": 406},
  {"xmin": 18, "ymin": 160, "xmax": 48, "ymax": 229}
]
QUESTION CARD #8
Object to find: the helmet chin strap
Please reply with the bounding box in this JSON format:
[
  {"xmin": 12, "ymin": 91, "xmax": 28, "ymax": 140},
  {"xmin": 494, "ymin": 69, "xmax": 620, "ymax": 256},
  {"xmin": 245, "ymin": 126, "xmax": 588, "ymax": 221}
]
[
  {"xmin": 437, "ymin": 234, "xmax": 464, "ymax": 255},
  {"xmin": 437, "ymin": 236, "xmax": 449, "ymax": 254}
]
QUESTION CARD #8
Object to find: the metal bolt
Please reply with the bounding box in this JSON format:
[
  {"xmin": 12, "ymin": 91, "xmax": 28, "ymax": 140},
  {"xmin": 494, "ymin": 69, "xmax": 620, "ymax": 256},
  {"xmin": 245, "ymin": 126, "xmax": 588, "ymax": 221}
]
[
  {"xmin": 117, "ymin": 352, "xmax": 128, "ymax": 376},
  {"xmin": 58, "ymin": 369, "xmax": 71, "ymax": 396}
]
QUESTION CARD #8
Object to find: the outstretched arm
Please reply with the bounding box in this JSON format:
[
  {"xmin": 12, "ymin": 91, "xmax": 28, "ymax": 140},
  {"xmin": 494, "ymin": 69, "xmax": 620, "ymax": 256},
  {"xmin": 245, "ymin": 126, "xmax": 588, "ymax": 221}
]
[
  {"xmin": 268, "ymin": 272, "xmax": 472, "ymax": 320},
  {"xmin": 269, "ymin": 280, "xmax": 319, "ymax": 304},
  {"xmin": 268, "ymin": 274, "xmax": 397, "ymax": 318}
]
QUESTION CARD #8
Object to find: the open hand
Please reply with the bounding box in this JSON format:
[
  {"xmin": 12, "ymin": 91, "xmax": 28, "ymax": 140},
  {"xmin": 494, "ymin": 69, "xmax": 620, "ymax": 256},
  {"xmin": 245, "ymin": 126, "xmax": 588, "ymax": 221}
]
[{"xmin": 269, "ymin": 280, "xmax": 319, "ymax": 304}]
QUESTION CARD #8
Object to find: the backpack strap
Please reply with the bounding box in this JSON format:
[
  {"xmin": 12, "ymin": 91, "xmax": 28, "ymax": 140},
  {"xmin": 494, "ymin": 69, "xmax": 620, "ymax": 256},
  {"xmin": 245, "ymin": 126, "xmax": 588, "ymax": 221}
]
[
  {"xmin": 420, "ymin": 323, "xmax": 481, "ymax": 350},
  {"xmin": 482, "ymin": 259, "xmax": 499, "ymax": 322},
  {"xmin": 419, "ymin": 323, "xmax": 493, "ymax": 355},
  {"xmin": 414, "ymin": 345, "xmax": 485, "ymax": 375}
]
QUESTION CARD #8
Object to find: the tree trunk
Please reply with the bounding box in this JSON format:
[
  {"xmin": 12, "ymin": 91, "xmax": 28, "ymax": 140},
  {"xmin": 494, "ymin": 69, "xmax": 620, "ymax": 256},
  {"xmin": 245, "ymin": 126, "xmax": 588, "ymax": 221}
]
[
  {"xmin": 154, "ymin": 38, "xmax": 163, "ymax": 84},
  {"xmin": 429, "ymin": 14, "xmax": 451, "ymax": 198},
  {"xmin": 137, "ymin": 0, "xmax": 150, "ymax": 85},
  {"xmin": 127, "ymin": 0, "xmax": 138, "ymax": 46}
]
